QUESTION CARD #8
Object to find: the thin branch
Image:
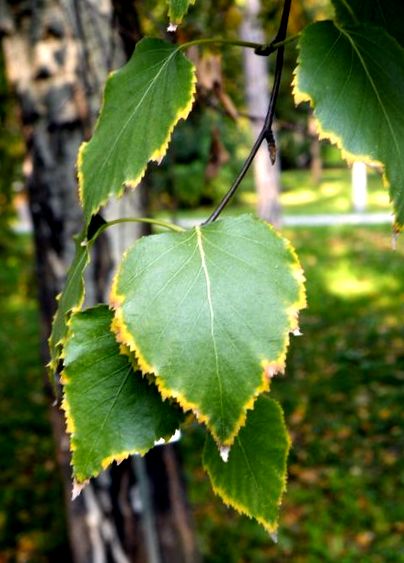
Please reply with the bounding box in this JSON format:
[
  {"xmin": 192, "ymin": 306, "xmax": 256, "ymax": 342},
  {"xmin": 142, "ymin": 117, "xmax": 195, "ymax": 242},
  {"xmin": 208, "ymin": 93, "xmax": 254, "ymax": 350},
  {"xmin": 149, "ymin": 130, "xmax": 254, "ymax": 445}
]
[
  {"xmin": 255, "ymin": 32, "xmax": 300, "ymax": 56},
  {"xmin": 204, "ymin": 0, "xmax": 293, "ymax": 225},
  {"xmin": 179, "ymin": 35, "xmax": 297, "ymax": 54}
]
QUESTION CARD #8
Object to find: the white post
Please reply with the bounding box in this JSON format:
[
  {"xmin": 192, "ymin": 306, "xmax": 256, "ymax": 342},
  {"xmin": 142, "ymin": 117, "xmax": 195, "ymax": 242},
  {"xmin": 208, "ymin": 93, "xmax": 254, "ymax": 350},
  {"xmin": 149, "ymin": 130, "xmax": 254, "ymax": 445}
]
[{"xmin": 352, "ymin": 161, "xmax": 367, "ymax": 212}]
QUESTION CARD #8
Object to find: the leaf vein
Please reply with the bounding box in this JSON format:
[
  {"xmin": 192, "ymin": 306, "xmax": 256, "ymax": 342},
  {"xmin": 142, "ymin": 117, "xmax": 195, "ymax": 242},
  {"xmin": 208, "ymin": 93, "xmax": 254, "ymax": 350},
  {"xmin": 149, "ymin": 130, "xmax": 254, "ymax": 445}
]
[{"xmin": 196, "ymin": 227, "xmax": 225, "ymax": 438}]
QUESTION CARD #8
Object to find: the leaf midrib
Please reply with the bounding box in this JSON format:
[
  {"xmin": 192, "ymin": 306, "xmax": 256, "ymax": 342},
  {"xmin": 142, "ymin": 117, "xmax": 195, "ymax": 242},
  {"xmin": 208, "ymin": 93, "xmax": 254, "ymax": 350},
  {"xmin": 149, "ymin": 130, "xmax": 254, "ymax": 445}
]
[{"xmin": 196, "ymin": 227, "xmax": 225, "ymax": 439}]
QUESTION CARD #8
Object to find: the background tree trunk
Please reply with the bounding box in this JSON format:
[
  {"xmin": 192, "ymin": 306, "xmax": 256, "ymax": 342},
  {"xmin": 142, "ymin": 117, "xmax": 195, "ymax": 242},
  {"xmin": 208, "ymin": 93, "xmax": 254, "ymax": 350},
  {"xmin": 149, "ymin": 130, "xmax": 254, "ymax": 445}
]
[
  {"xmin": 1, "ymin": 1, "xmax": 199, "ymax": 561},
  {"xmin": 240, "ymin": 0, "xmax": 282, "ymax": 227},
  {"xmin": 308, "ymin": 115, "xmax": 322, "ymax": 185}
]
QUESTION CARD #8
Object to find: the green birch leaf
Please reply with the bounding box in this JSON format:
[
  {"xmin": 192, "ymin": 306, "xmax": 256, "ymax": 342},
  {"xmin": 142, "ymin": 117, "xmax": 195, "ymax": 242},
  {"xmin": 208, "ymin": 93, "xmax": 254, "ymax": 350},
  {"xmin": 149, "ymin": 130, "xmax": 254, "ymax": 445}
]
[
  {"xmin": 78, "ymin": 38, "xmax": 196, "ymax": 224},
  {"xmin": 48, "ymin": 232, "xmax": 89, "ymax": 373},
  {"xmin": 332, "ymin": 0, "xmax": 404, "ymax": 46},
  {"xmin": 62, "ymin": 305, "xmax": 181, "ymax": 484},
  {"xmin": 111, "ymin": 215, "xmax": 305, "ymax": 447},
  {"xmin": 167, "ymin": 0, "xmax": 196, "ymax": 25},
  {"xmin": 294, "ymin": 21, "xmax": 404, "ymax": 227},
  {"xmin": 203, "ymin": 395, "xmax": 290, "ymax": 534}
]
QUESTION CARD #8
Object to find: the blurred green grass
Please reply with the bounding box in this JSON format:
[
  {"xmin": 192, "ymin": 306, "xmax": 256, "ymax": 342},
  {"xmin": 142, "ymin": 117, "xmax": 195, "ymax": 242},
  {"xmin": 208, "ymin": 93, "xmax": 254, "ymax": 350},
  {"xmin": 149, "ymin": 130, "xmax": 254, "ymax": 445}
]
[
  {"xmin": 278, "ymin": 167, "xmax": 388, "ymax": 215},
  {"xmin": 156, "ymin": 167, "xmax": 390, "ymax": 220},
  {"xmin": 0, "ymin": 234, "xmax": 69, "ymax": 562}
]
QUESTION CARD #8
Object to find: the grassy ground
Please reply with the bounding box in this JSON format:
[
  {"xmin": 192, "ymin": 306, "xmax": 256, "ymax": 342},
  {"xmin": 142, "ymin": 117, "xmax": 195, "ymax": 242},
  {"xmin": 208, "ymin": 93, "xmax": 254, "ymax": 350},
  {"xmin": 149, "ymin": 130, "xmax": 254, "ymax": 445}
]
[
  {"xmin": 0, "ymin": 234, "xmax": 69, "ymax": 562},
  {"xmin": 274, "ymin": 167, "xmax": 388, "ymax": 215},
  {"xmin": 156, "ymin": 167, "xmax": 390, "ymax": 221},
  {"xmin": 0, "ymin": 221, "xmax": 402, "ymax": 561}
]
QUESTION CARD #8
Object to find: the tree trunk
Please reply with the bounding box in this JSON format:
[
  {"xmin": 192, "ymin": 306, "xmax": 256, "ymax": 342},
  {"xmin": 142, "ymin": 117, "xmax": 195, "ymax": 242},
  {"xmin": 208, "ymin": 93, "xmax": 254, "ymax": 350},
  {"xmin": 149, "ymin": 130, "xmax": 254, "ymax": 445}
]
[
  {"xmin": 1, "ymin": 1, "xmax": 199, "ymax": 561},
  {"xmin": 240, "ymin": 0, "xmax": 282, "ymax": 227},
  {"xmin": 308, "ymin": 115, "xmax": 322, "ymax": 185}
]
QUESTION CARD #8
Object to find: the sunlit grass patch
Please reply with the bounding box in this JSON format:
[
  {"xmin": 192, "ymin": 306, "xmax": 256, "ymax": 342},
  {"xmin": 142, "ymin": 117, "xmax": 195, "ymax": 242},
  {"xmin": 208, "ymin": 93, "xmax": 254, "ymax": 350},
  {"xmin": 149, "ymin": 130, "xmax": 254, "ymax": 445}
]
[
  {"xmin": 280, "ymin": 167, "xmax": 390, "ymax": 215},
  {"xmin": 224, "ymin": 167, "xmax": 390, "ymax": 217}
]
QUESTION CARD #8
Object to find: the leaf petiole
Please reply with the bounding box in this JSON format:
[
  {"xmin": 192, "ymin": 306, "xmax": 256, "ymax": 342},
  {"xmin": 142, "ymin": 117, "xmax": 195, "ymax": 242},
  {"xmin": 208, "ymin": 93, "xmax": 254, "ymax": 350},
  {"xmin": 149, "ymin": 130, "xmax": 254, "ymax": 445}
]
[
  {"xmin": 179, "ymin": 34, "xmax": 299, "ymax": 55},
  {"xmin": 85, "ymin": 216, "xmax": 184, "ymax": 246}
]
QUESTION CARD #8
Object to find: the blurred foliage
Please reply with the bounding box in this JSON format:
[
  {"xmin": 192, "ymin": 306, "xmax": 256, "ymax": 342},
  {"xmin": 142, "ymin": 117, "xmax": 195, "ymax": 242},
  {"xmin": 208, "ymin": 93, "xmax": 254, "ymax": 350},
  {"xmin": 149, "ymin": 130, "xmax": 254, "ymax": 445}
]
[
  {"xmin": 0, "ymin": 49, "xmax": 24, "ymax": 250},
  {"xmin": 0, "ymin": 236, "xmax": 69, "ymax": 562},
  {"xmin": 182, "ymin": 225, "xmax": 404, "ymax": 562},
  {"xmin": 0, "ymin": 31, "xmax": 68, "ymax": 563},
  {"xmin": 148, "ymin": 106, "xmax": 250, "ymax": 210},
  {"xmin": 140, "ymin": 0, "xmax": 343, "ymax": 209}
]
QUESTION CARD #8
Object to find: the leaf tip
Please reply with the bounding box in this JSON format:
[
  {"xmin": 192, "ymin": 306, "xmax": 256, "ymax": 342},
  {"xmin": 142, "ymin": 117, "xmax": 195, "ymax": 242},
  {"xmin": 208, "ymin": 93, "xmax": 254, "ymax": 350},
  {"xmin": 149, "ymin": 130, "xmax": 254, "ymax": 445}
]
[
  {"xmin": 216, "ymin": 370, "xmax": 271, "ymax": 449},
  {"xmin": 72, "ymin": 479, "xmax": 88, "ymax": 500},
  {"xmin": 154, "ymin": 428, "xmax": 182, "ymax": 446},
  {"xmin": 269, "ymin": 531, "xmax": 278, "ymax": 543},
  {"xmin": 219, "ymin": 445, "xmax": 231, "ymax": 463}
]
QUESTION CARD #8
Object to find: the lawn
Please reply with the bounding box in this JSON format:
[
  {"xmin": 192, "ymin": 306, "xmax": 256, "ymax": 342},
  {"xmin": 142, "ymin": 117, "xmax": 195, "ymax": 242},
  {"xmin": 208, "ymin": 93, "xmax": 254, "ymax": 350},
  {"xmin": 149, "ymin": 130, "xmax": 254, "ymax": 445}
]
[
  {"xmin": 0, "ymin": 222, "xmax": 402, "ymax": 561},
  {"xmin": 156, "ymin": 167, "xmax": 391, "ymax": 221},
  {"xmin": 0, "ymin": 234, "xmax": 69, "ymax": 562}
]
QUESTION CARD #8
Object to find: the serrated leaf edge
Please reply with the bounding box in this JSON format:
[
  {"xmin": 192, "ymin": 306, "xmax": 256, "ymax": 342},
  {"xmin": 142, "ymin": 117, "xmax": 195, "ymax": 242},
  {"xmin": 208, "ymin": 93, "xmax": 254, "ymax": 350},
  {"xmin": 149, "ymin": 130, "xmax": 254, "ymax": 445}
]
[
  {"xmin": 292, "ymin": 22, "xmax": 399, "ymax": 221},
  {"xmin": 60, "ymin": 312, "xmax": 172, "ymax": 484},
  {"xmin": 77, "ymin": 49, "xmax": 197, "ymax": 223},
  {"xmin": 203, "ymin": 399, "xmax": 292, "ymax": 534},
  {"xmin": 60, "ymin": 310, "xmax": 150, "ymax": 483},
  {"xmin": 109, "ymin": 221, "xmax": 306, "ymax": 448},
  {"xmin": 48, "ymin": 240, "xmax": 91, "ymax": 373}
]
